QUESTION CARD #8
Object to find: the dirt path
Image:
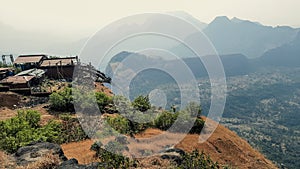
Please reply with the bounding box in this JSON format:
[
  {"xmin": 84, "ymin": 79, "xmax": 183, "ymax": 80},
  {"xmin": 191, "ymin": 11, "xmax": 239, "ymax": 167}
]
[{"xmin": 61, "ymin": 139, "xmax": 98, "ymax": 164}]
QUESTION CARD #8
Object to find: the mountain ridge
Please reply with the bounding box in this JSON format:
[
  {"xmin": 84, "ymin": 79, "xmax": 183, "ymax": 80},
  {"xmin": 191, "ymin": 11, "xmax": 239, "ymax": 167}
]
[{"xmin": 203, "ymin": 16, "xmax": 299, "ymax": 58}]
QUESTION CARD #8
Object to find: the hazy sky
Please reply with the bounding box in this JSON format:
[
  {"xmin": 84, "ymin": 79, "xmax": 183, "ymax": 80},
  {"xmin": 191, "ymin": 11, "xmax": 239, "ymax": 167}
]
[{"xmin": 0, "ymin": 0, "xmax": 300, "ymax": 38}]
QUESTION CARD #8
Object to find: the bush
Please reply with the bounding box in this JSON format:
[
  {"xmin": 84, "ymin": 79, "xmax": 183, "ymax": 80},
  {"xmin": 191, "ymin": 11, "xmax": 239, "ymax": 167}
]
[
  {"xmin": 153, "ymin": 103, "xmax": 204, "ymax": 133},
  {"xmin": 190, "ymin": 118, "xmax": 205, "ymax": 134},
  {"xmin": 49, "ymin": 87, "xmax": 73, "ymax": 112},
  {"xmin": 154, "ymin": 111, "xmax": 177, "ymax": 131},
  {"xmin": 58, "ymin": 114, "xmax": 88, "ymax": 143},
  {"xmin": 178, "ymin": 149, "xmax": 222, "ymax": 169},
  {"xmin": 185, "ymin": 102, "xmax": 202, "ymax": 117},
  {"xmin": 105, "ymin": 111, "xmax": 154, "ymax": 136},
  {"xmin": 95, "ymin": 92, "xmax": 113, "ymax": 111},
  {"xmin": 22, "ymin": 110, "xmax": 41, "ymax": 128},
  {"xmin": 90, "ymin": 138, "xmax": 137, "ymax": 168},
  {"xmin": 132, "ymin": 95, "xmax": 151, "ymax": 112},
  {"xmin": 72, "ymin": 90, "xmax": 113, "ymax": 114},
  {"xmin": 105, "ymin": 115, "xmax": 131, "ymax": 134},
  {"xmin": 0, "ymin": 110, "xmax": 61, "ymax": 153}
]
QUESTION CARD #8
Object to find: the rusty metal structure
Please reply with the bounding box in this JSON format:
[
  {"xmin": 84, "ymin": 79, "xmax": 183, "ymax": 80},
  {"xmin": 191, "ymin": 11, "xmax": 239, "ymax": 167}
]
[
  {"xmin": 1, "ymin": 53, "xmax": 111, "ymax": 95},
  {"xmin": 39, "ymin": 56, "xmax": 78, "ymax": 80},
  {"xmin": 1, "ymin": 54, "xmax": 14, "ymax": 65},
  {"xmin": 14, "ymin": 54, "xmax": 47, "ymax": 71}
]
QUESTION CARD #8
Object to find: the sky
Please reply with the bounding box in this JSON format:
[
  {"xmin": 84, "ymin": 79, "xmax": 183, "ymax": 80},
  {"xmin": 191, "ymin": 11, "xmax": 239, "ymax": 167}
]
[{"xmin": 0, "ymin": 0, "xmax": 300, "ymax": 38}]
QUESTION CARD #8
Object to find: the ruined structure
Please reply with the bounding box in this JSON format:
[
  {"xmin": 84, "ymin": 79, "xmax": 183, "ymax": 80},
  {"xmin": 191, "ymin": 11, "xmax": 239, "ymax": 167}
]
[
  {"xmin": 39, "ymin": 56, "xmax": 78, "ymax": 80},
  {"xmin": 0, "ymin": 68, "xmax": 14, "ymax": 80},
  {"xmin": 14, "ymin": 54, "xmax": 47, "ymax": 71}
]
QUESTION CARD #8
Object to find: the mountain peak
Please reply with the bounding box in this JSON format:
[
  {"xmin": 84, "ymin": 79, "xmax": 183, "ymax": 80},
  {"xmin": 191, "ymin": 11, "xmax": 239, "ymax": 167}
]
[
  {"xmin": 210, "ymin": 16, "xmax": 231, "ymax": 24},
  {"xmin": 231, "ymin": 17, "xmax": 262, "ymax": 26},
  {"xmin": 167, "ymin": 11, "xmax": 207, "ymax": 30},
  {"xmin": 231, "ymin": 17, "xmax": 244, "ymax": 23},
  {"xmin": 207, "ymin": 16, "xmax": 232, "ymax": 28}
]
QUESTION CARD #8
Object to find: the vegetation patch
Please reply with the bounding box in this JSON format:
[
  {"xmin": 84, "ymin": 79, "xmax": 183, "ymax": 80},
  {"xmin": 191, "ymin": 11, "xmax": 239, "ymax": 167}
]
[{"xmin": 0, "ymin": 110, "xmax": 61, "ymax": 153}]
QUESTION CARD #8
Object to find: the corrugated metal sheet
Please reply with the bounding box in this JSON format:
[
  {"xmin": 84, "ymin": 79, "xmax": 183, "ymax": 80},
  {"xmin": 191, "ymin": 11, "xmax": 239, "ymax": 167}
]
[
  {"xmin": 0, "ymin": 68, "xmax": 13, "ymax": 72},
  {"xmin": 0, "ymin": 76, "xmax": 34, "ymax": 84},
  {"xmin": 14, "ymin": 55, "xmax": 45, "ymax": 64},
  {"xmin": 40, "ymin": 58, "xmax": 76, "ymax": 67},
  {"xmin": 16, "ymin": 68, "xmax": 45, "ymax": 78}
]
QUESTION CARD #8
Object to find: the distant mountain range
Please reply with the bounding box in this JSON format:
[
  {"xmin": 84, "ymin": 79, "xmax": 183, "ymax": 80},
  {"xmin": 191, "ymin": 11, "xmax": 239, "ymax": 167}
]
[
  {"xmin": 105, "ymin": 51, "xmax": 253, "ymax": 85},
  {"xmin": 1, "ymin": 12, "xmax": 299, "ymax": 66},
  {"xmin": 259, "ymin": 31, "xmax": 300, "ymax": 67},
  {"xmin": 167, "ymin": 11, "xmax": 208, "ymax": 30},
  {"xmin": 106, "ymin": 44, "xmax": 299, "ymax": 81},
  {"xmin": 202, "ymin": 16, "xmax": 299, "ymax": 58}
]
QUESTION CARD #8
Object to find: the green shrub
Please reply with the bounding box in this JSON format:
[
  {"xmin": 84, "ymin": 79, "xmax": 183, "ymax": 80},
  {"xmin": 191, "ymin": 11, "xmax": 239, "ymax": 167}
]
[
  {"xmin": 37, "ymin": 120, "xmax": 62, "ymax": 143},
  {"xmin": 0, "ymin": 110, "xmax": 61, "ymax": 153},
  {"xmin": 178, "ymin": 149, "xmax": 222, "ymax": 169},
  {"xmin": 132, "ymin": 95, "xmax": 151, "ymax": 112},
  {"xmin": 153, "ymin": 103, "xmax": 204, "ymax": 133},
  {"xmin": 190, "ymin": 118, "xmax": 205, "ymax": 134},
  {"xmin": 90, "ymin": 138, "xmax": 137, "ymax": 168},
  {"xmin": 95, "ymin": 92, "xmax": 113, "ymax": 111},
  {"xmin": 72, "ymin": 90, "xmax": 113, "ymax": 114},
  {"xmin": 154, "ymin": 111, "xmax": 177, "ymax": 131},
  {"xmin": 105, "ymin": 112, "xmax": 153, "ymax": 136},
  {"xmin": 49, "ymin": 87, "xmax": 73, "ymax": 112},
  {"xmin": 105, "ymin": 115, "xmax": 131, "ymax": 134},
  {"xmin": 23, "ymin": 109, "xmax": 41, "ymax": 128}
]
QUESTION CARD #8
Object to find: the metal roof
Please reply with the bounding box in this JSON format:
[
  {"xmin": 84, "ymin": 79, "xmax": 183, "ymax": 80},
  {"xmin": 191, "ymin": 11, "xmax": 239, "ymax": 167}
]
[
  {"xmin": 0, "ymin": 68, "xmax": 13, "ymax": 72},
  {"xmin": 14, "ymin": 55, "xmax": 46, "ymax": 64},
  {"xmin": 40, "ymin": 58, "xmax": 77, "ymax": 67},
  {"xmin": 0, "ymin": 76, "xmax": 35, "ymax": 84},
  {"xmin": 16, "ymin": 68, "xmax": 45, "ymax": 78}
]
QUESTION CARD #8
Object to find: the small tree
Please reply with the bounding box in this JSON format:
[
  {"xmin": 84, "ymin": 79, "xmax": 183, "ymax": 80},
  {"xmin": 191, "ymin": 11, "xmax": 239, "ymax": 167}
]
[
  {"xmin": 49, "ymin": 87, "xmax": 74, "ymax": 112},
  {"xmin": 154, "ymin": 111, "xmax": 177, "ymax": 131},
  {"xmin": 95, "ymin": 92, "xmax": 112, "ymax": 111},
  {"xmin": 132, "ymin": 95, "xmax": 151, "ymax": 112},
  {"xmin": 185, "ymin": 102, "xmax": 202, "ymax": 117}
]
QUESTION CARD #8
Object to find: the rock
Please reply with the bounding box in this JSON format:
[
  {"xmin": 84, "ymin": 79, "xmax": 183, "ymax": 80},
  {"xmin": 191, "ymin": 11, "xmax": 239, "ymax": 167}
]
[
  {"xmin": 14, "ymin": 141, "xmax": 101, "ymax": 168},
  {"xmin": 160, "ymin": 148, "xmax": 185, "ymax": 165},
  {"xmin": 164, "ymin": 148, "xmax": 186, "ymax": 156},
  {"xmin": 60, "ymin": 158, "xmax": 79, "ymax": 165},
  {"xmin": 14, "ymin": 141, "xmax": 67, "ymax": 166},
  {"xmin": 57, "ymin": 159, "xmax": 100, "ymax": 169}
]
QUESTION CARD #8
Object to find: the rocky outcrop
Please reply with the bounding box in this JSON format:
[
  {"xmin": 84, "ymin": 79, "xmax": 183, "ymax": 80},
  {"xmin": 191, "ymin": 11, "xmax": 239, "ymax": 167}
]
[
  {"xmin": 160, "ymin": 148, "xmax": 185, "ymax": 165},
  {"xmin": 13, "ymin": 141, "xmax": 100, "ymax": 168},
  {"xmin": 57, "ymin": 158, "xmax": 100, "ymax": 169},
  {"xmin": 14, "ymin": 141, "xmax": 67, "ymax": 166}
]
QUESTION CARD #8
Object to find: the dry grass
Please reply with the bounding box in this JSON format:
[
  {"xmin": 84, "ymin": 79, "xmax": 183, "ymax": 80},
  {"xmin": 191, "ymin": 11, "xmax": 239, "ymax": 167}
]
[
  {"xmin": 137, "ymin": 156, "xmax": 175, "ymax": 169},
  {"xmin": 0, "ymin": 107, "xmax": 17, "ymax": 121},
  {"xmin": 94, "ymin": 82, "xmax": 113, "ymax": 97},
  {"xmin": 60, "ymin": 125, "xmax": 277, "ymax": 169},
  {"xmin": 0, "ymin": 151, "xmax": 16, "ymax": 169},
  {"xmin": 15, "ymin": 152, "xmax": 60, "ymax": 169},
  {"xmin": 0, "ymin": 103, "xmax": 57, "ymax": 126},
  {"xmin": 175, "ymin": 119, "xmax": 278, "ymax": 169}
]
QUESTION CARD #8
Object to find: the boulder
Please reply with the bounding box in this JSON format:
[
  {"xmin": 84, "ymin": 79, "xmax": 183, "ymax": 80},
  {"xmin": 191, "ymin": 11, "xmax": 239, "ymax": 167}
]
[
  {"xmin": 14, "ymin": 141, "xmax": 67, "ymax": 166},
  {"xmin": 14, "ymin": 141, "xmax": 102, "ymax": 168},
  {"xmin": 57, "ymin": 158, "xmax": 100, "ymax": 169},
  {"xmin": 160, "ymin": 148, "xmax": 185, "ymax": 165}
]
